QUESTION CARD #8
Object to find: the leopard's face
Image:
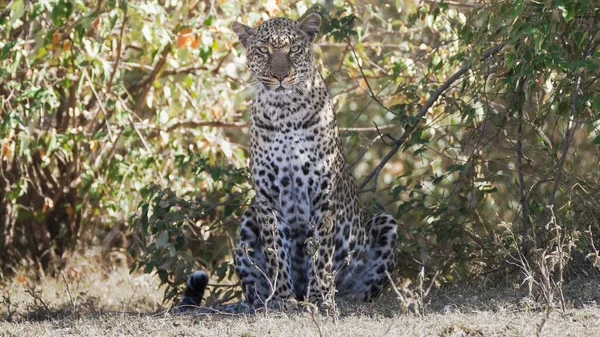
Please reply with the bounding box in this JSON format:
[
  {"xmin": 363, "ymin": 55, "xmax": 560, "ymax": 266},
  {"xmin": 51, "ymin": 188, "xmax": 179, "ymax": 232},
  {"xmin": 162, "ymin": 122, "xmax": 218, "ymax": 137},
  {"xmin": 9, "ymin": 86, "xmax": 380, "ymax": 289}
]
[{"xmin": 232, "ymin": 14, "xmax": 321, "ymax": 93}]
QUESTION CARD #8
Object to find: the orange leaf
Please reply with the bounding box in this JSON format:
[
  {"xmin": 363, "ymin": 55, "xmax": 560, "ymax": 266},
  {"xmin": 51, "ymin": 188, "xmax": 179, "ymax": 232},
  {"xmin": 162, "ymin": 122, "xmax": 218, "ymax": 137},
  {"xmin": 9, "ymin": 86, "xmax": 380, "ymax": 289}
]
[
  {"xmin": 355, "ymin": 78, "xmax": 367, "ymax": 95},
  {"xmin": 177, "ymin": 28, "xmax": 195, "ymax": 48},
  {"xmin": 62, "ymin": 40, "xmax": 71, "ymax": 52},
  {"xmin": 17, "ymin": 275, "xmax": 26, "ymax": 283},
  {"xmin": 66, "ymin": 205, "xmax": 74, "ymax": 217},
  {"xmin": 52, "ymin": 32, "xmax": 60, "ymax": 49},
  {"xmin": 191, "ymin": 33, "xmax": 202, "ymax": 49},
  {"xmin": 211, "ymin": 106, "xmax": 223, "ymax": 119},
  {"xmin": 92, "ymin": 17, "xmax": 100, "ymax": 30},
  {"xmin": 2, "ymin": 142, "xmax": 10, "ymax": 159}
]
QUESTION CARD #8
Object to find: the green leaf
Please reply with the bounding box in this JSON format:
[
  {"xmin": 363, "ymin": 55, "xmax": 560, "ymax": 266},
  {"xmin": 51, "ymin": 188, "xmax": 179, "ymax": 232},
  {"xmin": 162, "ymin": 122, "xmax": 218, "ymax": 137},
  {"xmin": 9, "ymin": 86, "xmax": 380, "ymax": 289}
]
[
  {"xmin": 482, "ymin": 187, "xmax": 498, "ymax": 194},
  {"xmin": 144, "ymin": 262, "xmax": 155, "ymax": 274},
  {"xmin": 523, "ymin": 25, "xmax": 537, "ymax": 34},
  {"xmin": 413, "ymin": 147, "xmax": 427, "ymax": 156},
  {"xmin": 155, "ymin": 231, "xmax": 169, "ymax": 248},
  {"xmin": 141, "ymin": 203, "xmax": 149, "ymax": 233},
  {"xmin": 28, "ymin": 2, "xmax": 43, "ymax": 20},
  {"xmin": 224, "ymin": 200, "xmax": 241, "ymax": 217},
  {"xmin": 559, "ymin": 4, "xmax": 575, "ymax": 22},
  {"xmin": 199, "ymin": 45, "xmax": 212, "ymax": 63},
  {"xmin": 592, "ymin": 135, "xmax": 600, "ymax": 145},
  {"xmin": 447, "ymin": 164, "xmax": 465, "ymax": 173},
  {"xmin": 0, "ymin": 41, "xmax": 16, "ymax": 60},
  {"xmin": 510, "ymin": 0, "xmax": 524, "ymax": 18},
  {"xmin": 9, "ymin": 0, "xmax": 25, "ymax": 23},
  {"xmin": 593, "ymin": 96, "xmax": 600, "ymax": 112},
  {"xmin": 439, "ymin": 0, "xmax": 449, "ymax": 10},
  {"xmin": 210, "ymin": 167, "xmax": 221, "ymax": 180},
  {"xmin": 50, "ymin": 0, "xmax": 73, "ymax": 26},
  {"xmin": 46, "ymin": 132, "xmax": 56, "ymax": 155}
]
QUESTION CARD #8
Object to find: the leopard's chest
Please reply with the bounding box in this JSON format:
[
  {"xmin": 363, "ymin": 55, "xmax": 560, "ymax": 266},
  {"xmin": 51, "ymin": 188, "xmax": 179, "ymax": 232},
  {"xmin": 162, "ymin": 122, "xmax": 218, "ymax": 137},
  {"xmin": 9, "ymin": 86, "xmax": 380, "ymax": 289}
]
[
  {"xmin": 250, "ymin": 109, "xmax": 337, "ymax": 230},
  {"xmin": 252, "ymin": 125, "xmax": 332, "ymax": 198}
]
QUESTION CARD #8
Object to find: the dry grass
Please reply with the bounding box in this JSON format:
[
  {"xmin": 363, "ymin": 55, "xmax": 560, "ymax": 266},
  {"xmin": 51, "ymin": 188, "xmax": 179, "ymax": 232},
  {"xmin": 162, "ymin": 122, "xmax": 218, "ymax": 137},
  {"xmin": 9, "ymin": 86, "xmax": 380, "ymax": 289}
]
[{"xmin": 1, "ymin": 252, "xmax": 600, "ymax": 337}]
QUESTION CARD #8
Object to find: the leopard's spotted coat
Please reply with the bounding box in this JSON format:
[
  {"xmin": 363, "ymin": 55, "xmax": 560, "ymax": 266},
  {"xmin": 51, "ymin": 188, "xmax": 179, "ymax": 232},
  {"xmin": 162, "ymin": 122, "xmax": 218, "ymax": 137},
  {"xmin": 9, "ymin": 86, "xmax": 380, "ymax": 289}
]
[{"xmin": 179, "ymin": 14, "xmax": 397, "ymax": 314}]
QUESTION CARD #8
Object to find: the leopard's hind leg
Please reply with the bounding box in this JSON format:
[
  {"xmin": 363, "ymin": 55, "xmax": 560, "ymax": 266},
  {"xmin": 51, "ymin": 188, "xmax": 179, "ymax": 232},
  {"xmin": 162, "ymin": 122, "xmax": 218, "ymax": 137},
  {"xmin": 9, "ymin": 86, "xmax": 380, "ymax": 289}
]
[
  {"xmin": 359, "ymin": 213, "xmax": 398, "ymax": 300},
  {"xmin": 337, "ymin": 213, "xmax": 398, "ymax": 301}
]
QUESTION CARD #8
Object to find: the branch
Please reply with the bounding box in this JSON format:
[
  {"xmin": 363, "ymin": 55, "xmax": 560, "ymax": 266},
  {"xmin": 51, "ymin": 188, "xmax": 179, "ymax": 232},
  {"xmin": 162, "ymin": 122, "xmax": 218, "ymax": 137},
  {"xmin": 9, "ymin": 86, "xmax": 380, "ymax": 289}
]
[
  {"xmin": 162, "ymin": 121, "xmax": 397, "ymax": 133},
  {"xmin": 86, "ymin": 6, "xmax": 126, "ymax": 134},
  {"xmin": 548, "ymin": 73, "xmax": 582, "ymax": 206},
  {"xmin": 82, "ymin": 70, "xmax": 115, "ymax": 142},
  {"xmin": 424, "ymin": 0, "xmax": 483, "ymax": 8},
  {"xmin": 340, "ymin": 124, "xmax": 398, "ymax": 133},
  {"xmin": 161, "ymin": 65, "xmax": 208, "ymax": 77},
  {"xmin": 166, "ymin": 120, "xmax": 249, "ymax": 132},
  {"xmin": 548, "ymin": 20, "xmax": 596, "ymax": 206},
  {"xmin": 127, "ymin": 45, "xmax": 171, "ymax": 98},
  {"xmin": 515, "ymin": 77, "xmax": 529, "ymax": 255},
  {"xmin": 358, "ymin": 42, "xmax": 507, "ymax": 192},
  {"xmin": 132, "ymin": 45, "xmax": 171, "ymax": 115},
  {"xmin": 107, "ymin": 7, "xmax": 127, "ymax": 89},
  {"xmin": 0, "ymin": 2, "xmax": 13, "ymax": 20}
]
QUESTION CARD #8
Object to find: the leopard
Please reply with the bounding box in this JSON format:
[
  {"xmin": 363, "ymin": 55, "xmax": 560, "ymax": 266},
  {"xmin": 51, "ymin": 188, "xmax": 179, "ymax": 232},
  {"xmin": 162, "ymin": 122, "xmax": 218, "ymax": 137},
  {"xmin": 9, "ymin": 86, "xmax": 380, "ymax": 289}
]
[{"xmin": 179, "ymin": 13, "xmax": 398, "ymax": 314}]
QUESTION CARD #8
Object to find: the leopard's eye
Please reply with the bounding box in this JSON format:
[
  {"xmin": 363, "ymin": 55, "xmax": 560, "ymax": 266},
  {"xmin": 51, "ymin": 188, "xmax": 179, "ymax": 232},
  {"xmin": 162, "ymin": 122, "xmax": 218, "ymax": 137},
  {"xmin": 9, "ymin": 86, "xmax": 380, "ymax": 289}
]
[
  {"xmin": 257, "ymin": 46, "xmax": 269, "ymax": 54},
  {"xmin": 290, "ymin": 45, "xmax": 301, "ymax": 53}
]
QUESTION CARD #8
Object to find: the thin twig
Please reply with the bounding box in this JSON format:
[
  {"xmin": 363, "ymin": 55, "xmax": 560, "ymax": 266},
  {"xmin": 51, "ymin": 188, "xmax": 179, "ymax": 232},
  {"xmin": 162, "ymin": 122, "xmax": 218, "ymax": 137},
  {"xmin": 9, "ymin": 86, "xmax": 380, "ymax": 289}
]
[
  {"xmin": 87, "ymin": 6, "xmax": 127, "ymax": 135},
  {"xmin": 61, "ymin": 273, "xmax": 78, "ymax": 317},
  {"xmin": 346, "ymin": 38, "xmax": 394, "ymax": 115},
  {"xmin": 422, "ymin": 270, "xmax": 440, "ymax": 299},
  {"xmin": 341, "ymin": 124, "xmax": 398, "ymax": 133},
  {"xmin": 127, "ymin": 114, "xmax": 165, "ymax": 181},
  {"xmin": 24, "ymin": 286, "xmax": 51, "ymax": 312},
  {"xmin": 82, "ymin": 70, "xmax": 114, "ymax": 142},
  {"xmin": 309, "ymin": 305, "xmax": 324, "ymax": 337},
  {"xmin": 350, "ymin": 134, "xmax": 385, "ymax": 169}
]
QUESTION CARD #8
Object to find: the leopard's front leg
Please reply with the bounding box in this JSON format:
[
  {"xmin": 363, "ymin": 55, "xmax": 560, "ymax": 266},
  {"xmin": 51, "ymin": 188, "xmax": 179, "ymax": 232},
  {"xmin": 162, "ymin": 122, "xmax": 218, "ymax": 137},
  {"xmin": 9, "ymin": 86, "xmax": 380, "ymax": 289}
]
[
  {"xmin": 306, "ymin": 199, "xmax": 336, "ymax": 307},
  {"xmin": 254, "ymin": 204, "xmax": 295, "ymax": 306}
]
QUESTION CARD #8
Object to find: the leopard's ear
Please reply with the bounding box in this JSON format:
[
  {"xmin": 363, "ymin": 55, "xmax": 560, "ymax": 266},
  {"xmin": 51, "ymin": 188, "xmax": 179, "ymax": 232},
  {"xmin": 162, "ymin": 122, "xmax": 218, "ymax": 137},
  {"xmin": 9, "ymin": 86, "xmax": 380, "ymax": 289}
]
[
  {"xmin": 232, "ymin": 21, "xmax": 254, "ymax": 48},
  {"xmin": 298, "ymin": 13, "xmax": 321, "ymax": 42}
]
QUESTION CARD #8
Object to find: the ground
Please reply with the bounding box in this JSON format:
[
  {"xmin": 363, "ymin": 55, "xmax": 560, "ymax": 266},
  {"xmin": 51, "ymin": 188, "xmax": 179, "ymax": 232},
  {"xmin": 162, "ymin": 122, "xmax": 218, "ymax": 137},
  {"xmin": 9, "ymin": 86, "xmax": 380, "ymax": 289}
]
[{"xmin": 1, "ymin": 253, "xmax": 599, "ymax": 337}]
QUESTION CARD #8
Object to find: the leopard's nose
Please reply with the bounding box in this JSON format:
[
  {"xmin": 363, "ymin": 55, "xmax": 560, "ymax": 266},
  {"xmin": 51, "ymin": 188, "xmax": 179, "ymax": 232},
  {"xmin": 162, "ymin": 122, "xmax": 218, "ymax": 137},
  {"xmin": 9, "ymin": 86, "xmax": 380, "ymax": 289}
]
[{"xmin": 270, "ymin": 72, "xmax": 289, "ymax": 82}]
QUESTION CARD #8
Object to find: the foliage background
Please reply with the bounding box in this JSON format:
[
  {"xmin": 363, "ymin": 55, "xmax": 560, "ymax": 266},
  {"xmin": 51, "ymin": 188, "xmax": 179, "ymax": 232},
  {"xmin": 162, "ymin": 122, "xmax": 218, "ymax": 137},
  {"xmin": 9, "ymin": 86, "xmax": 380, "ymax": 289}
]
[{"xmin": 1, "ymin": 0, "xmax": 599, "ymax": 304}]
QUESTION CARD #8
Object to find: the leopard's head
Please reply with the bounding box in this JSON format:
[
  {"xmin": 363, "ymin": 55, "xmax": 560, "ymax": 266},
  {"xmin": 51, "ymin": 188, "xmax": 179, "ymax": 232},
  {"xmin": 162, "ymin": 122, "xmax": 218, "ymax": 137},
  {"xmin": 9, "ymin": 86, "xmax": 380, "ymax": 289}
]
[{"xmin": 232, "ymin": 14, "xmax": 321, "ymax": 93}]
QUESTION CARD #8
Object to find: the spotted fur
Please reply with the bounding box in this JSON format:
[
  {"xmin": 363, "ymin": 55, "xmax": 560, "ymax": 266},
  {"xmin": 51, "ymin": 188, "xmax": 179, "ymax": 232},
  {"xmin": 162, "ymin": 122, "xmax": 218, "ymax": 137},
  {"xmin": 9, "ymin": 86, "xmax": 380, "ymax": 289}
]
[{"xmin": 179, "ymin": 14, "xmax": 398, "ymax": 314}]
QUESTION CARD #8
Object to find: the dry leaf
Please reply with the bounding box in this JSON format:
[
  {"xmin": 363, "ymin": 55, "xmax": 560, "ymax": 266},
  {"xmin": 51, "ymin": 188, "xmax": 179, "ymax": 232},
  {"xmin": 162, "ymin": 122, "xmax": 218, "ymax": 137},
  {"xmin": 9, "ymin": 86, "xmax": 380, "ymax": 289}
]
[{"xmin": 177, "ymin": 28, "xmax": 195, "ymax": 48}]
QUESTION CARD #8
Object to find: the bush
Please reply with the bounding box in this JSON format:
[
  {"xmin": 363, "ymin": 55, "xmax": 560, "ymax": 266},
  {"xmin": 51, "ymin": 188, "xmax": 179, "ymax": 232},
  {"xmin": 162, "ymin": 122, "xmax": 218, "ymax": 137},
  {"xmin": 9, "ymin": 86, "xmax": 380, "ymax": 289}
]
[{"xmin": 2, "ymin": 0, "xmax": 599, "ymax": 308}]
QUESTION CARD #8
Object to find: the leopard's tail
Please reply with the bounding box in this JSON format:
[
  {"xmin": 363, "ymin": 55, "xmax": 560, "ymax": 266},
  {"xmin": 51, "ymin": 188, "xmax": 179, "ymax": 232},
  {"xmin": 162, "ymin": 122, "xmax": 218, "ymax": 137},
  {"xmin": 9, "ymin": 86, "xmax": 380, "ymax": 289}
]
[
  {"xmin": 177, "ymin": 271, "xmax": 252, "ymax": 314},
  {"xmin": 178, "ymin": 271, "xmax": 209, "ymax": 308}
]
